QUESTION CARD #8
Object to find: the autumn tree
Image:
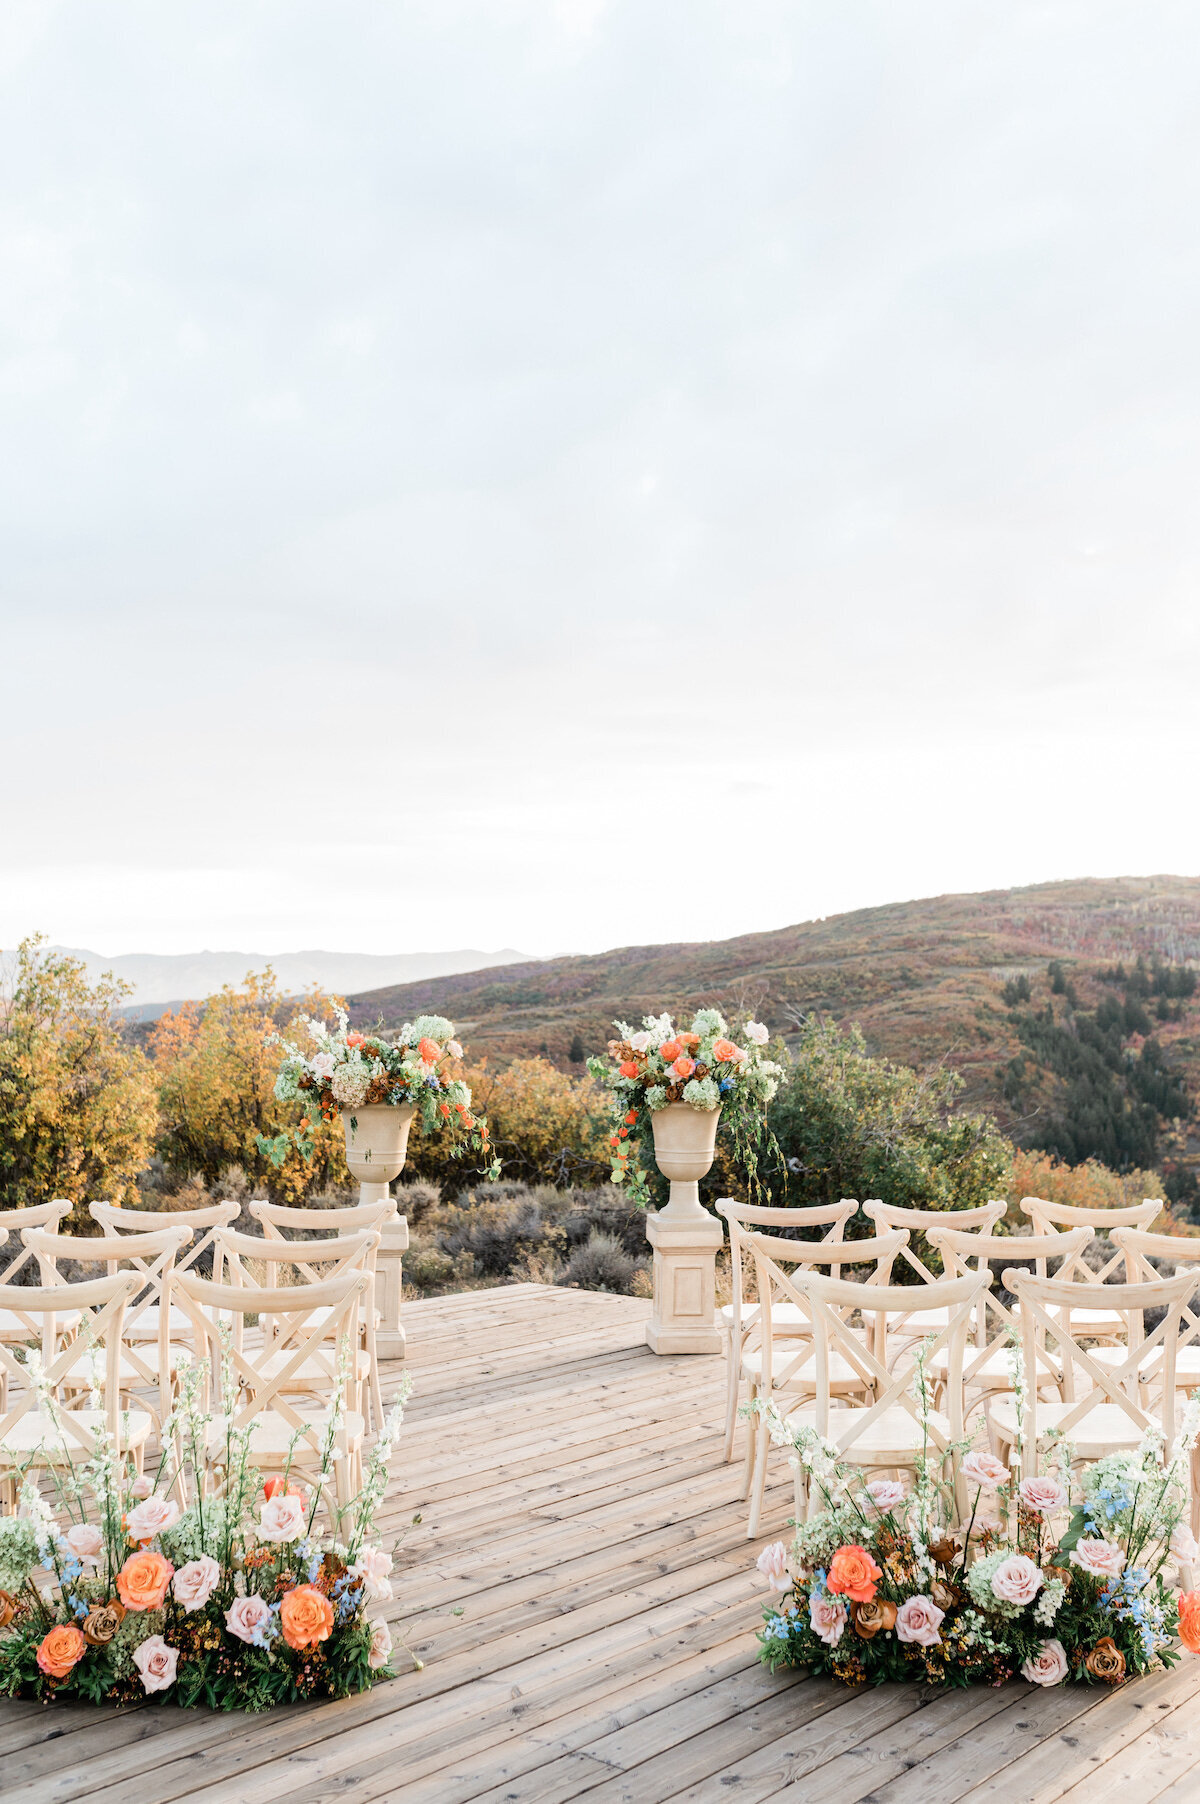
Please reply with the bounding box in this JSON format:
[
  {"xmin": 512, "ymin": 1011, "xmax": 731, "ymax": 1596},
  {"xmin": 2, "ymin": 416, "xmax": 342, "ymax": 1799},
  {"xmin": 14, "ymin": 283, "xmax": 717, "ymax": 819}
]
[
  {"xmin": 402, "ymin": 1056, "xmax": 610, "ymax": 1191},
  {"xmin": 150, "ymin": 970, "xmax": 349, "ymax": 1203},
  {"xmin": 0, "ymin": 937, "xmax": 158, "ymax": 1225}
]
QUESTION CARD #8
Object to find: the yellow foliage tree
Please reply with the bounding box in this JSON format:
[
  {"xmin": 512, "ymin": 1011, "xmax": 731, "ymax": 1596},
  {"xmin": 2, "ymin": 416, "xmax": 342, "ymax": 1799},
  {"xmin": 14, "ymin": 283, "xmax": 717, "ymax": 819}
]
[
  {"xmin": 1003, "ymin": 1146, "xmax": 1177, "ymax": 1230},
  {"xmin": 0, "ymin": 937, "xmax": 158, "ymax": 1226},
  {"xmin": 413, "ymin": 1056, "xmax": 609, "ymax": 1189},
  {"xmin": 151, "ymin": 971, "xmax": 350, "ymax": 1203}
]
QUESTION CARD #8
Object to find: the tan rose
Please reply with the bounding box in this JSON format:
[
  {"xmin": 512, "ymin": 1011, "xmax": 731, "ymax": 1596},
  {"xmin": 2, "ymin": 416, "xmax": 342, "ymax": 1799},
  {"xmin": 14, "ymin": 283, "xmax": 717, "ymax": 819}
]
[
  {"xmin": 82, "ymin": 1603, "xmax": 126, "ymax": 1646},
  {"xmin": 0, "ymin": 1591, "xmax": 16, "ymax": 1629},
  {"xmin": 930, "ymin": 1578, "xmax": 959, "ymax": 1613},
  {"xmin": 928, "ymin": 1537, "xmax": 958, "ymax": 1567},
  {"xmin": 852, "ymin": 1597, "xmax": 898, "ymax": 1640},
  {"xmin": 1085, "ymin": 1637, "xmax": 1126, "ymax": 1683}
]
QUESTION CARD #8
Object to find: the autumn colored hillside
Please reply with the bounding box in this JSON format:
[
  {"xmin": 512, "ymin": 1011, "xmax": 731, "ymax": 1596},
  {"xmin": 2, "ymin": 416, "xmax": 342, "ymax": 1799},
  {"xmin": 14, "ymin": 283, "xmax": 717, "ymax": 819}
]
[{"xmin": 347, "ymin": 877, "xmax": 1200, "ymax": 1196}]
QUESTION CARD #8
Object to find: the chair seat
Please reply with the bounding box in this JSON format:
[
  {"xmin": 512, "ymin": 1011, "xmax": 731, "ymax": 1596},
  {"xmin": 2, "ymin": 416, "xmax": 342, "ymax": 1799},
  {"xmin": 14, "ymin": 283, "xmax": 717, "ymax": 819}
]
[
  {"xmin": 0, "ymin": 1408, "xmax": 152, "ymax": 1463},
  {"xmin": 307, "ymin": 1303, "xmax": 380, "ymax": 1330},
  {"xmin": 1010, "ymin": 1302, "xmax": 1125, "ymax": 1336},
  {"xmin": 783, "ymin": 1402, "xmax": 953, "ymax": 1462},
  {"xmin": 59, "ymin": 1347, "xmax": 190, "ymax": 1385},
  {"xmin": 720, "ymin": 1302, "xmax": 810, "ymax": 1334},
  {"xmin": 204, "ymin": 1409, "xmax": 365, "ymax": 1463},
  {"xmin": 1089, "ymin": 1343, "xmax": 1200, "ymax": 1379},
  {"xmin": 927, "ymin": 1344, "xmax": 1055, "ymax": 1387},
  {"xmin": 889, "ymin": 1307, "xmax": 951, "ymax": 1337},
  {"xmin": 990, "ymin": 1396, "xmax": 1146, "ymax": 1459},
  {"xmin": 742, "ymin": 1346, "xmax": 868, "ymax": 1390},
  {"xmin": 122, "ymin": 1303, "xmax": 199, "ymax": 1341},
  {"xmin": 258, "ymin": 1348, "xmax": 371, "ymax": 1386},
  {"xmin": 0, "ymin": 1305, "xmax": 82, "ymax": 1341}
]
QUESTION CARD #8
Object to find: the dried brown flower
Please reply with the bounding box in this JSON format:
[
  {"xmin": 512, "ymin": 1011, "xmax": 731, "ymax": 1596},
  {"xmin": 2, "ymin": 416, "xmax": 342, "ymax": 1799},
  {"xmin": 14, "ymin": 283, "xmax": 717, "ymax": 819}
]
[
  {"xmin": 0, "ymin": 1591, "xmax": 15, "ymax": 1629},
  {"xmin": 852, "ymin": 1598, "xmax": 897, "ymax": 1640},
  {"xmin": 82, "ymin": 1602, "xmax": 126, "ymax": 1646},
  {"xmin": 929, "ymin": 1578, "xmax": 959, "ymax": 1613},
  {"xmin": 928, "ymin": 1537, "xmax": 958, "ymax": 1567},
  {"xmin": 1085, "ymin": 1637, "xmax": 1126, "ymax": 1683}
]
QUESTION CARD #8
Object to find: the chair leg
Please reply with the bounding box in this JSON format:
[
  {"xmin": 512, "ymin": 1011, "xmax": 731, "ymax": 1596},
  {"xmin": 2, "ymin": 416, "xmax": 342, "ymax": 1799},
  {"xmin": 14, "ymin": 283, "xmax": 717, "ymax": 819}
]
[
  {"xmin": 746, "ymin": 1413, "xmax": 769, "ymax": 1540},
  {"xmin": 722, "ymin": 1331, "xmax": 742, "ymax": 1463},
  {"xmin": 741, "ymin": 1383, "xmax": 759, "ymax": 1499},
  {"xmin": 793, "ymin": 1457, "xmax": 809, "ymax": 1525}
]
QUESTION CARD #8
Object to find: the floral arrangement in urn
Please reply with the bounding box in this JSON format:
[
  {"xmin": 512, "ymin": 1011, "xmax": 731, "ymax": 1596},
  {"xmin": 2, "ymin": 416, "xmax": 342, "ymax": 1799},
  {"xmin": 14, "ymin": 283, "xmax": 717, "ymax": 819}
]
[
  {"xmin": 589, "ymin": 1008, "xmax": 783, "ymax": 1202},
  {"xmin": 260, "ymin": 1007, "xmax": 497, "ymax": 1176},
  {"xmin": 751, "ymin": 1385, "xmax": 1200, "ymax": 1689},
  {"xmin": 0, "ymin": 1357, "xmax": 411, "ymax": 1710}
]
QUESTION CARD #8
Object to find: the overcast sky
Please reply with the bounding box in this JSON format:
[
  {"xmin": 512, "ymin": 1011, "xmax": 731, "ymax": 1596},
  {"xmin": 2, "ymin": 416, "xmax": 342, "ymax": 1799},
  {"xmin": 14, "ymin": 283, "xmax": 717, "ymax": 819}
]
[{"xmin": 3, "ymin": 1, "xmax": 1199, "ymax": 960}]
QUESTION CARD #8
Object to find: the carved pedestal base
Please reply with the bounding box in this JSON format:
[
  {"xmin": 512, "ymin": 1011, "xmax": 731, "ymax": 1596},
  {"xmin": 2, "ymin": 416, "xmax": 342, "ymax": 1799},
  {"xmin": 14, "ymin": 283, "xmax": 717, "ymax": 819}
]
[
  {"xmin": 644, "ymin": 1210, "xmax": 724, "ymax": 1355},
  {"xmin": 374, "ymin": 1214, "xmax": 410, "ymax": 1359}
]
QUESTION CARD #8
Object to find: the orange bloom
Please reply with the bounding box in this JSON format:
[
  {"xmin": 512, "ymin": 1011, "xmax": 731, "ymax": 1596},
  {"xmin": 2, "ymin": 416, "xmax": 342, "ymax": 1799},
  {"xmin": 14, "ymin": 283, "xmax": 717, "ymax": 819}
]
[
  {"xmin": 36, "ymin": 1623, "xmax": 86, "ymax": 1678},
  {"xmin": 280, "ymin": 1583, "xmax": 335, "ymax": 1651},
  {"xmin": 671, "ymin": 1056, "xmax": 695, "ymax": 1081},
  {"xmin": 439, "ymin": 1102, "xmax": 450, "ymax": 1117},
  {"xmin": 624, "ymin": 1110, "xmax": 638, "ymax": 1124},
  {"xmin": 346, "ymin": 1032, "xmax": 365, "ymax": 1048},
  {"xmin": 116, "ymin": 1549, "xmax": 174, "ymax": 1612},
  {"xmin": 659, "ymin": 1040, "xmax": 682, "ymax": 1062},
  {"xmin": 609, "ymin": 1134, "xmax": 619, "ymax": 1146},
  {"xmin": 618, "ymin": 1127, "xmax": 628, "ymax": 1139},
  {"xmin": 826, "ymin": 1544, "xmax": 883, "ymax": 1603},
  {"xmin": 711, "ymin": 1038, "xmax": 739, "ymax": 1063},
  {"xmin": 619, "ymin": 1061, "xmax": 640, "ymax": 1080},
  {"xmin": 418, "ymin": 1036, "xmax": 442, "ymax": 1063},
  {"xmin": 679, "ymin": 1032, "xmax": 700, "ymax": 1050},
  {"xmin": 263, "ymin": 1477, "xmax": 304, "ymax": 1501},
  {"xmin": 1180, "ymin": 1591, "xmax": 1200, "ymax": 1653}
]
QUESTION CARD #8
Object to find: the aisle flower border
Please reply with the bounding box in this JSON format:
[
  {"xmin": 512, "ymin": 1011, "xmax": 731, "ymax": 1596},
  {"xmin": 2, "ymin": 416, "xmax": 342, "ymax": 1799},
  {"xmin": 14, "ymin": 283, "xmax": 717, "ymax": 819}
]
[
  {"xmin": 259, "ymin": 1006, "xmax": 498, "ymax": 1179},
  {"xmin": 749, "ymin": 1348, "xmax": 1200, "ymax": 1689},
  {"xmin": 589, "ymin": 1008, "xmax": 783, "ymax": 1204},
  {"xmin": 0, "ymin": 1337, "xmax": 414, "ymax": 1710}
]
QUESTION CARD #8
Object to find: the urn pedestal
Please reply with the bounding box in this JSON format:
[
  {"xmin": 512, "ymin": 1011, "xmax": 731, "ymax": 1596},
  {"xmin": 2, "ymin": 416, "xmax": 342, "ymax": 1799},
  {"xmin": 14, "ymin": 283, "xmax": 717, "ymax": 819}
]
[
  {"xmin": 343, "ymin": 1103, "xmax": 415, "ymax": 1359},
  {"xmin": 644, "ymin": 1103, "xmax": 724, "ymax": 1355}
]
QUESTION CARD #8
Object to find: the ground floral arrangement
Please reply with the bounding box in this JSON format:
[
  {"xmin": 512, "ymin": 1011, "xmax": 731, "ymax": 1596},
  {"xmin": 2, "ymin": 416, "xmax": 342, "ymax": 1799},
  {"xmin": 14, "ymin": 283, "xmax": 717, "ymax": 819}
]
[
  {"xmin": 589, "ymin": 1008, "xmax": 783, "ymax": 1201},
  {"xmin": 0, "ymin": 1352, "xmax": 412, "ymax": 1709},
  {"xmin": 751, "ymin": 1366, "xmax": 1200, "ymax": 1689},
  {"xmin": 260, "ymin": 1005, "xmax": 497, "ymax": 1177}
]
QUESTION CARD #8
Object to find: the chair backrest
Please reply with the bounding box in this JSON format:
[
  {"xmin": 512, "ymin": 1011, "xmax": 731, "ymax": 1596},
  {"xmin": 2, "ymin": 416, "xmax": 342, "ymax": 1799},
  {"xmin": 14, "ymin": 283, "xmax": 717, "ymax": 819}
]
[
  {"xmin": 0, "ymin": 1200, "xmax": 73, "ymax": 1284},
  {"xmin": 794, "ymin": 1266, "xmax": 989, "ymax": 1508},
  {"xmin": 747, "ymin": 1227, "xmax": 911, "ymax": 1390},
  {"xmin": 1020, "ymin": 1196, "xmax": 1163, "ymax": 1290},
  {"xmin": 1008, "ymin": 1266, "xmax": 1199, "ymax": 1461},
  {"xmin": 22, "ymin": 1224, "xmax": 191, "ymax": 1412},
  {"xmin": 174, "ymin": 1266, "xmax": 369, "ymax": 1453},
  {"xmin": 89, "ymin": 1198, "xmax": 239, "ymax": 1285},
  {"xmin": 718, "ymin": 1199, "xmax": 857, "ymax": 1335},
  {"xmin": 926, "ymin": 1224, "xmax": 1093, "ymax": 1390},
  {"xmin": 0, "ymin": 1271, "xmax": 140, "ymax": 1455},
  {"xmin": 250, "ymin": 1199, "xmax": 397, "ymax": 1237},
  {"xmin": 863, "ymin": 1201, "xmax": 1006, "ymax": 1286},
  {"xmin": 211, "ymin": 1225, "xmax": 380, "ymax": 1290}
]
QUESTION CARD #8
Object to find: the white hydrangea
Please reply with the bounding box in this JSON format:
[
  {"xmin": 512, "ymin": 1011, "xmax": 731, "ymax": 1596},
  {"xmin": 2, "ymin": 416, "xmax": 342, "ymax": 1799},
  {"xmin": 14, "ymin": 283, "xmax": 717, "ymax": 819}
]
[
  {"xmin": 331, "ymin": 1061, "xmax": 371, "ymax": 1108},
  {"xmin": 691, "ymin": 1008, "xmax": 728, "ymax": 1038},
  {"xmin": 682, "ymin": 1077, "xmax": 720, "ymax": 1111},
  {"xmin": 410, "ymin": 1015, "xmax": 454, "ymax": 1043},
  {"xmin": 274, "ymin": 1067, "xmax": 300, "ymax": 1102}
]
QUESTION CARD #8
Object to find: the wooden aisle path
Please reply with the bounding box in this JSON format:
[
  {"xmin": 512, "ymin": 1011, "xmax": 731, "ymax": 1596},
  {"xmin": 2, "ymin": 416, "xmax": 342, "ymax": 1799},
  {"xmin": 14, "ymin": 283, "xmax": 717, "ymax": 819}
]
[{"xmin": 5, "ymin": 1285, "xmax": 1200, "ymax": 1804}]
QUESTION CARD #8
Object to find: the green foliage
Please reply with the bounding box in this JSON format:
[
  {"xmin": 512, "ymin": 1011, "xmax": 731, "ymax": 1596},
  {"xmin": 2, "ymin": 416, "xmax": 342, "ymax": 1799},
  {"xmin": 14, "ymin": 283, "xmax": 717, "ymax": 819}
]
[
  {"xmin": 0, "ymin": 936, "xmax": 158, "ymax": 1224},
  {"xmin": 759, "ymin": 1016, "xmax": 1010, "ymax": 1214}
]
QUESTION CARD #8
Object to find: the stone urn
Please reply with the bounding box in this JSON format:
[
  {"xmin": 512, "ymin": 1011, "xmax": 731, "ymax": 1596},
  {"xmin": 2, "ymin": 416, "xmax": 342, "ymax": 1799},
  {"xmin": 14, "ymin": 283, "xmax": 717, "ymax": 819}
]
[
  {"xmin": 342, "ymin": 1102, "xmax": 415, "ymax": 1360},
  {"xmin": 644, "ymin": 1102, "xmax": 724, "ymax": 1356}
]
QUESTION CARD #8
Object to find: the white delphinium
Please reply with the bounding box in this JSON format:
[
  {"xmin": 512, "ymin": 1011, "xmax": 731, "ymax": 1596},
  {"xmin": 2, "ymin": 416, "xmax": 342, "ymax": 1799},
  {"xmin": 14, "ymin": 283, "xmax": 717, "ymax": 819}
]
[
  {"xmin": 1034, "ymin": 1577, "xmax": 1066, "ymax": 1627},
  {"xmin": 346, "ymin": 1377, "xmax": 412, "ymax": 1560}
]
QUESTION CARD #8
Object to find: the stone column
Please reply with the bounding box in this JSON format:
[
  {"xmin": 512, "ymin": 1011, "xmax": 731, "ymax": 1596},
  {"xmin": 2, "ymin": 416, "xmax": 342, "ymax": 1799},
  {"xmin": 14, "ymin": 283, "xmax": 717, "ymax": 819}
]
[
  {"xmin": 374, "ymin": 1214, "xmax": 409, "ymax": 1359},
  {"xmin": 644, "ymin": 1203, "xmax": 725, "ymax": 1355}
]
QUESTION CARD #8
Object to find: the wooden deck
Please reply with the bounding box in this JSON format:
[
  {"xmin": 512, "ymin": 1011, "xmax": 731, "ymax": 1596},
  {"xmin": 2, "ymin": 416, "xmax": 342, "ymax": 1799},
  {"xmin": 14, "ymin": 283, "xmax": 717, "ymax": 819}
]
[{"xmin": 5, "ymin": 1284, "xmax": 1200, "ymax": 1803}]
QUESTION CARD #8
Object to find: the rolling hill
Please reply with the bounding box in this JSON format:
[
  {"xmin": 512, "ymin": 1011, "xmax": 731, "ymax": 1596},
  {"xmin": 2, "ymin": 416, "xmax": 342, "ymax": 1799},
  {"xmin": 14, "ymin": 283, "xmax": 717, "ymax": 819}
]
[{"xmin": 346, "ymin": 876, "xmax": 1200, "ymax": 1192}]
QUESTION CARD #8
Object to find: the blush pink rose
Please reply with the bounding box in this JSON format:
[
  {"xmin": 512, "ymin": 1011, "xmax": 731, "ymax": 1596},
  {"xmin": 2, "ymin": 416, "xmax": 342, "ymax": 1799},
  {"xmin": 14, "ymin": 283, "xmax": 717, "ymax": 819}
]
[
  {"xmin": 1172, "ymin": 1523, "xmax": 1199, "ymax": 1565},
  {"xmin": 132, "ymin": 1634, "xmax": 179, "ymax": 1694},
  {"xmin": 129, "ymin": 1475, "xmax": 154, "ymax": 1501},
  {"xmin": 349, "ymin": 1545, "xmax": 394, "ymax": 1602},
  {"xmin": 257, "ymin": 1494, "xmax": 308, "ymax": 1544},
  {"xmin": 173, "ymin": 1555, "xmax": 220, "ymax": 1613},
  {"xmin": 895, "ymin": 1595, "xmax": 945, "ymax": 1646},
  {"xmin": 991, "ymin": 1555, "xmax": 1043, "ymax": 1607},
  {"xmin": 1071, "ymin": 1539, "xmax": 1126, "ymax": 1581},
  {"xmin": 62, "ymin": 1523, "xmax": 103, "ymax": 1567},
  {"xmin": 960, "ymin": 1450, "xmax": 1009, "ymax": 1491},
  {"xmin": 125, "ymin": 1496, "xmax": 181, "ymax": 1542},
  {"xmin": 864, "ymin": 1479, "xmax": 906, "ymax": 1514},
  {"xmin": 1019, "ymin": 1476, "xmax": 1069, "ymax": 1519},
  {"xmin": 756, "ymin": 1541, "xmax": 794, "ymax": 1591},
  {"xmin": 808, "ymin": 1594, "xmax": 848, "ymax": 1647},
  {"xmin": 367, "ymin": 1618, "xmax": 392, "ymax": 1669},
  {"xmin": 224, "ymin": 1593, "xmax": 273, "ymax": 1644},
  {"xmin": 746, "ymin": 1022, "xmax": 770, "ymax": 1045},
  {"xmin": 1022, "ymin": 1638, "xmax": 1069, "ymax": 1686}
]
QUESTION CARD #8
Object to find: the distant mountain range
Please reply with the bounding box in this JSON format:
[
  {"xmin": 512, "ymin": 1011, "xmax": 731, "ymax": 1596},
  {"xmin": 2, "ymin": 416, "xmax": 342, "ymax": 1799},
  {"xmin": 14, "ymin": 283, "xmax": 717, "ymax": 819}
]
[
  {"xmin": 344, "ymin": 876, "xmax": 1200, "ymax": 1191},
  {"xmin": 51, "ymin": 945, "xmax": 533, "ymax": 1018}
]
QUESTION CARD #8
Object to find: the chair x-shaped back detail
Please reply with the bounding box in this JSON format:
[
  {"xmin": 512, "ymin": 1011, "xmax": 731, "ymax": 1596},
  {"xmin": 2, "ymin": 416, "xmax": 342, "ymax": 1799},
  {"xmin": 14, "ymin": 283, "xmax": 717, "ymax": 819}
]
[{"xmin": 0, "ymin": 1272, "xmax": 141, "ymax": 1472}]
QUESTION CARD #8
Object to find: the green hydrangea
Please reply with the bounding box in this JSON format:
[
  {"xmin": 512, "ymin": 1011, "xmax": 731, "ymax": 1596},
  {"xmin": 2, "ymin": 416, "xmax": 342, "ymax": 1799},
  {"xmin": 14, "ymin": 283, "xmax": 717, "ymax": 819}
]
[
  {"xmin": 683, "ymin": 1077, "xmax": 720, "ymax": 1111},
  {"xmin": 645, "ymin": 1085, "xmax": 669, "ymax": 1111},
  {"xmin": 160, "ymin": 1498, "xmax": 228, "ymax": 1564},
  {"xmin": 965, "ymin": 1548, "xmax": 1025, "ymax": 1619},
  {"xmin": 409, "ymin": 1015, "xmax": 454, "ymax": 1043},
  {"xmin": 691, "ymin": 1008, "xmax": 728, "ymax": 1038},
  {"xmin": 0, "ymin": 1518, "xmax": 39, "ymax": 1592}
]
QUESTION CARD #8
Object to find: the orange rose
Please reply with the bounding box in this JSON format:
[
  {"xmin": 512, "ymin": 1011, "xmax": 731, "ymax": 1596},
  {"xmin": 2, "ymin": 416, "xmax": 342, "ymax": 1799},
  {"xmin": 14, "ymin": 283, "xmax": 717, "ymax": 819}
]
[
  {"xmin": 36, "ymin": 1623, "xmax": 87, "ymax": 1678},
  {"xmin": 679, "ymin": 1032, "xmax": 700, "ymax": 1050},
  {"xmin": 346, "ymin": 1032, "xmax": 365, "ymax": 1048},
  {"xmin": 671, "ymin": 1056, "xmax": 695, "ymax": 1081},
  {"xmin": 826, "ymin": 1544, "xmax": 883, "ymax": 1603},
  {"xmin": 116, "ymin": 1548, "xmax": 174, "ymax": 1612},
  {"xmin": 711, "ymin": 1039, "xmax": 739, "ymax": 1063},
  {"xmin": 1180, "ymin": 1591, "xmax": 1200, "ymax": 1654},
  {"xmin": 659, "ymin": 1040, "xmax": 681, "ymax": 1062},
  {"xmin": 619, "ymin": 1061, "xmax": 640, "ymax": 1079},
  {"xmin": 418, "ymin": 1036, "xmax": 442, "ymax": 1063},
  {"xmin": 280, "ymin": 1583, "xmax": 335, "ymax": 1651}
]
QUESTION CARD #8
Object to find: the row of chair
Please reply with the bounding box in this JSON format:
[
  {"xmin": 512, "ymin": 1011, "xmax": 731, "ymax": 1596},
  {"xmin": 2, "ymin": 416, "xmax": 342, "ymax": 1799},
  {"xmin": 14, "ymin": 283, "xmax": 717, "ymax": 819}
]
[{"xmin": 717, "ymin": 1194, "xmax": 1200, "ymax": 1536}]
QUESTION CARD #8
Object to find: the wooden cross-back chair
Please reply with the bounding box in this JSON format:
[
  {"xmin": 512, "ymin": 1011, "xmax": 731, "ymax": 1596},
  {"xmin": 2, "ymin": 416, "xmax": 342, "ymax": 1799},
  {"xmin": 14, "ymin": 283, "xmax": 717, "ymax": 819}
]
[
  {"xmin": 22, "ymin": 1223, "xmax": 191, "ymax": 1429},
  {"xmin": 716, "ymin": 1199, "xmax": 857, "ymax": 1463},
  {"xmin": 174, "ymin": 1266, "xmax": 370, "ymax": 1514},
  {"xmin": 742, "ymin": 1227, "xmax": 911, "ymax": 1537},
  {"xmin": 1019, "ymin": 1196, "xmax": 1164, "ymax": 1344},
  {"xmin": 779, "ymin": 1266, "xmax": 990, "ymax": 1529},
  {"xmin": 0, "ymin": 1202, "xmax": 74, "ymax": 1345},
  {"xmin": 210, "ymin": 1225, "xmax": 381, "ymax": 1425},
  {"xmin": 0, "ymin": 1272, "xmax": 147, "ymax": 1503},
  {"xmin": 1107, "ymin": 1228, "xmax": 1200, "ymax": 1396},
  {"xmin": 924, "ymin": 1224, "xmax": 1093, "ymax": 1429},
  {"xmin": 862, "ymin": 1201, "xmax": 1006, "ymax": 1343},
  {"xmin": 991, "ymin": 1267, "xmax": 1200, "ymax": 1506},
  {"xmin": 89, "ymin": 1199, "xmax": 240, "ymax": 1345}
]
